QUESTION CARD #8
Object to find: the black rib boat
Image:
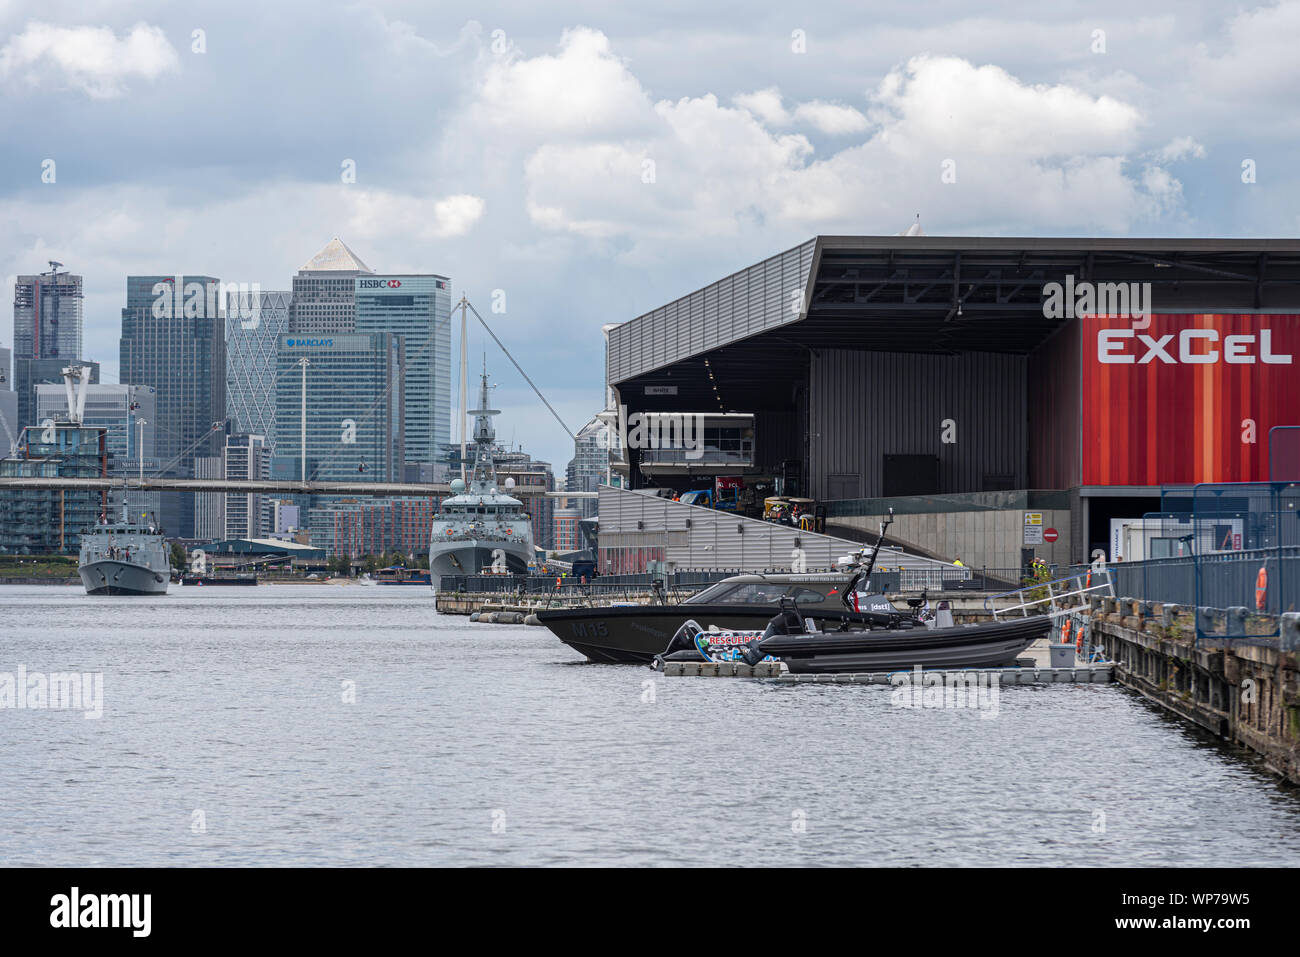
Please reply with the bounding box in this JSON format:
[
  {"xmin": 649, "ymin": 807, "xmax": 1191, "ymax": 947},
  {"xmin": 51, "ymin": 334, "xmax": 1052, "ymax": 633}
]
[
  {"xmin": 734, "ymin": 609, "xmax": 1048, "ymax": 673},
  {"xmin": 650, "ymin": 509, "xmax": 1052, "ymax": 673},
  {"xmin": 536, "ymin": 573, "xmax": 859, "ymax": 662}
]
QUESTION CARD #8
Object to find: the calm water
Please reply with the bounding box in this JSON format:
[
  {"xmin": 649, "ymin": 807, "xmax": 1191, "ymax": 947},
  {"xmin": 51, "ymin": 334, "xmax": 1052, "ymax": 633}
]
[{"xmin": 1, "ymin": 584, "xmax": 1297, "ymax": 867}]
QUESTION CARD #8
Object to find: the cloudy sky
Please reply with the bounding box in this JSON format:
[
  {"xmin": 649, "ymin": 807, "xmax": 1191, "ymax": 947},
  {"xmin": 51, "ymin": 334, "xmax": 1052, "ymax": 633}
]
[{"xmin": 2, "ymin": 0, "xmax": 1297, "ymax": 469}]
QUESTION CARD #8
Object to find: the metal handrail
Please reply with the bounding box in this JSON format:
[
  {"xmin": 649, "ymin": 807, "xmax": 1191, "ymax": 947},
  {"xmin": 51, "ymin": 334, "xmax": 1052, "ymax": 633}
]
[{"xmin": 986, "ymin": 569, "xmax": 1116, "ymax": 619}]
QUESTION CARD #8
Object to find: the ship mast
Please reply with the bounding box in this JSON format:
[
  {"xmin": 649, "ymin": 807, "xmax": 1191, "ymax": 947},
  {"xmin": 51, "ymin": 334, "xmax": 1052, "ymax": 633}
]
[
  {"xmin": 458, "ymin": 295, "xmax": 469, "ymax": 484},
  {"xmin": 466, "ymin": 360, "xmax": 501, "ymax": 492}
]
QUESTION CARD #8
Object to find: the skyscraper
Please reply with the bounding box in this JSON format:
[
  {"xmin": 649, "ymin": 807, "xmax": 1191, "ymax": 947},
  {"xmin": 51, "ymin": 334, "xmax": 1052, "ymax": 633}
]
[
  {"xmin": 274, "ymin": 331, "xmax": 404, "ymax": 554},
  {"xmin": 13, "ymin": 265, "xmax": 82, "ymax": 360},
  {"xmin": 226, "ymin": 289, "xmax": 290, "ymax": 446},
  {"xmin": 355, "ymin": 274, "xmax": 451, "ymax": 466},
  {"xmin": 121, "ymin": 275, "xmax": 227, "ymax": 538},
  {"xmin": 0, "ymin": 346, "xmax": 14, "ymax": 456},
  {"xmin": 120, "ymin": 276, "xmax": 227, "ymax": 471},
  {"xmin": 13, "ymin": 265, "xmax": 85, "ymax": 431},
  {"xmin": 290, "ymin": 238, "xmax": 372, "ymax": 335},
  {"xmin": 566, "ymin": 416, "xmax": 610, "ymax": 519},
  {"xmin": 223, "ymin": 432, "xmax": 269, "ymax": 539},
  {"xmin": 274, "ymin": 332, "xmax": 404, "ymax": 482}
]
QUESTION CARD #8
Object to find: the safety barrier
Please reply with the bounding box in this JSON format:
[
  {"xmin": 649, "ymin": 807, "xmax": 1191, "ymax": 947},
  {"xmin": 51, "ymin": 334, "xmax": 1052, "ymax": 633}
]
[{"xmin": 986, "ymin": 568, "xmax": 1116, "ymax": 620}]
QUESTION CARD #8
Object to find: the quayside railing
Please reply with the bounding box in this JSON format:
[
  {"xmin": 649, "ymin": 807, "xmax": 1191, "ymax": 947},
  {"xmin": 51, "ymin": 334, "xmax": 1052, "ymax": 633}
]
[{"xmin": 986, "ymin": 568, "xmax": 1116, "ymax": 620}]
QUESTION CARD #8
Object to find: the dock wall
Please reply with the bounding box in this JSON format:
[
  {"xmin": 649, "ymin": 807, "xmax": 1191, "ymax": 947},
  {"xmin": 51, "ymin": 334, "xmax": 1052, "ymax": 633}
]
[{"xmin": 1089, "ymin": 597, "xmax": 1300, "ymax": 783}]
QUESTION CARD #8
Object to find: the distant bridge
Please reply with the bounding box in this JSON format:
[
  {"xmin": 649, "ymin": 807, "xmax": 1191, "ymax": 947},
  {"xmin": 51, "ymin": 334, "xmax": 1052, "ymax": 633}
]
[{"xmin": 0, "ymin": 477, "xmax": 596, "ymax": 498}]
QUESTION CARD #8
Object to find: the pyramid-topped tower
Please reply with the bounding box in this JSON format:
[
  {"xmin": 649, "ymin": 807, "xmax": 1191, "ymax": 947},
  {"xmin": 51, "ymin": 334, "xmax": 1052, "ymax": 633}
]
[{"xmin": 290, "ymin": 237, "xmax": 373, "ymax": 334}]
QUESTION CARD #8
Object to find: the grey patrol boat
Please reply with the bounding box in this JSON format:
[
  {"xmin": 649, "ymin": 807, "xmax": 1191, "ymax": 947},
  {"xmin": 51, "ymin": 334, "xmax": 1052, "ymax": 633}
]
[
  {"xmin": 428, "ymin": 368, "xmax": 535, "ymax": 583},
  {"xmin": 78, "ymin": 505, "xmax": 171, "ymax": 595}
]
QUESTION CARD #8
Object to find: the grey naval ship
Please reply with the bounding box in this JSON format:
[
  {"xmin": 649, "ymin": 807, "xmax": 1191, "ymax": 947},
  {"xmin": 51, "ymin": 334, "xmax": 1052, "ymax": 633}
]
[
  {"xmin": 428, "ymin": 370, "xmax": 535, "ymax": 584},
  {"xmin": 79, "ymin": 505, "xmax": 171, "ymax": 595}
]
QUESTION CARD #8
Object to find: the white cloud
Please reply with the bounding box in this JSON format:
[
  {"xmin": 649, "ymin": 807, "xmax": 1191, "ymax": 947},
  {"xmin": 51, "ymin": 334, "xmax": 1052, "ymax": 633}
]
[
  {"xmin": 732, "ymin": 88, "xmax": 790, "ymax": 125},
  {"xmin": 492, "ymin": 40, "xmax": 1165, "ymax": 245},
  {"xmin": 472, "ymin": 26, "xmax": 652, "ymax": 138},
  {"xmin": 792, "ymin": 101, "xmax": 870, "ymax": 134},
  {"xmin": 733, "ymin": 88, "xmax": 868, "ymax": 133},
  {"xmin": 1193, "ymin": 0, "xmax": 1300, "ymax": 97},
  {"xmin": 1155, "ymin": 136, "xmax": 1206, "ymax": 163},
  {"xmin": 0, "ymin": 21, "xmax": 179, "ymax": 98},
  {"xmin": 868, "ymin": 55, "xmax": 1140, "ymax": 158},
  {"xmin": 343, "ymin": 190, "xmax": 486, "ymax": 241}
]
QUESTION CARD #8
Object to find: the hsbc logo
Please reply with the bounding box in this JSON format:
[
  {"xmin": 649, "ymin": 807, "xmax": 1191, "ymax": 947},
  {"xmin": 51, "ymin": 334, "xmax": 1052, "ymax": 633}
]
[
  {"xmin": 358, "ymin": 279, "xmax": 402, "ymax": 289},
  {"xmin": 1098, "ymin": 328, "xmax": 1292, "ymax": 364}
]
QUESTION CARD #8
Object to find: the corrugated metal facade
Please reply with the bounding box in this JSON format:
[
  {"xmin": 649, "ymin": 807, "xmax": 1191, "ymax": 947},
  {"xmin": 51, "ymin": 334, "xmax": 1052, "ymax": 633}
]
[
  {"xmin": 807, "ymin": 350, "xmax": 1028, "ymax": 500},
  {"xmin": 606, "ymin": 239, "xmax": 817, "ymax": 383},
  {"xmin": 1028, "ymin": 320, "xmax": 1082, "ymax": 488},
  {"xmin": 597, "ymin": 485, "xmax": 953, "ymax": 575}
]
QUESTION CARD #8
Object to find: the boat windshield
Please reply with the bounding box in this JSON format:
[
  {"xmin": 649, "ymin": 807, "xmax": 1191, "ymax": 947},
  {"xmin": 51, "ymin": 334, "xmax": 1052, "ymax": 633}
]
[
  {"xmin": 685, "ymin": 582, "xmax": 790, "ymax": 604},
  {"xmin": 686, "ymin": 581, "xmax": 841, "ymax": 605},
  {"xmin": 684, "ymin": 581, "xmax": 738, "ymax": 604}
]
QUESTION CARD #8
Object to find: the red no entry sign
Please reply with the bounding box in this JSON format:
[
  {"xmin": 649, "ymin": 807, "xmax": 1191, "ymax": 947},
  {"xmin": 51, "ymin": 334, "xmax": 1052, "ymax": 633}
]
[{"xmin": 1044, "ymin": 527, "xmax": 1059, "ymax": 543}]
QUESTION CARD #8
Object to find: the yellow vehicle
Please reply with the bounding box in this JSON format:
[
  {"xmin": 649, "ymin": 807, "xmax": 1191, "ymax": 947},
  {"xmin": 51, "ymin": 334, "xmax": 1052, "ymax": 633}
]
[
  {"xmin": 786, "ymin": 497, "xmax": 817, "ymax": 530},
  {"xmin": 763, "ymin": 497, "xmax": 789, "ymax": 521}
]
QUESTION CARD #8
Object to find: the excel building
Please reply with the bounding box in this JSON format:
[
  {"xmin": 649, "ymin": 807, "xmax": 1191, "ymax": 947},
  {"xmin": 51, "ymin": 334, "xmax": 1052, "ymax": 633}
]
[
  {"xmin": 605, "ymin": 236, "xmax": 1300, "ymax": 567},
  {"xmin": 355, "ymin": 274, "xmax": 451, "ymax": 469}
]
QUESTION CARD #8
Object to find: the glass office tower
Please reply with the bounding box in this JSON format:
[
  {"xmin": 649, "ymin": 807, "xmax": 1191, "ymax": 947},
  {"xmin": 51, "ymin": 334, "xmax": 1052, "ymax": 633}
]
[
  {"xmin": 226, "ymin": 290, "xmax": 290, "ymax": 447},
  {"xmin": 273, "ymin": 332, "xmax": 404, "ymax": 483},
  {"xmin": 355, "ymin": 275, "xmax": 450, "ymax": 468}
]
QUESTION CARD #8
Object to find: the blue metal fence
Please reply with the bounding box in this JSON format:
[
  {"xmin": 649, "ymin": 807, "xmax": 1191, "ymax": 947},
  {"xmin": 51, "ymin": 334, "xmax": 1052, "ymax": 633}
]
[{"xmin": 1089, "ymin": 481, "xmax": 1300, "ymax": 642}]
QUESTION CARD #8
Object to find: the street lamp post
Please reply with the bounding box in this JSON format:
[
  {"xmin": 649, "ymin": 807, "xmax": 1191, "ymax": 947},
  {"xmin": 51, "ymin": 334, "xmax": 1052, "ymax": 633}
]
[
  {"xmin": 136, "ymin": 418, "xmax": 147, "ymax": 485},
  {"xmin": 297, "ymin": 357, "xmax": 310, "ymax": 483}
]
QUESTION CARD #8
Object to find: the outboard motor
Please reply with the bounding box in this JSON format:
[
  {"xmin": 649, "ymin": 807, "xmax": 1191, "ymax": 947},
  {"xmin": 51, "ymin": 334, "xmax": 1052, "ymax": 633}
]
[
  {"xmin": 651, "ymin": 619, "xmax": 712, "ymax": 670},
  {"xmin": 740, "ymin": 597, "xmax": 805, "ymax": 665}
]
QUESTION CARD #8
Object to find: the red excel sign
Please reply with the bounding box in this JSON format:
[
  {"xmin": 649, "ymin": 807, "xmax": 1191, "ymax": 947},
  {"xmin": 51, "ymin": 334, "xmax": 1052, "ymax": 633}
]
[{"xmin": 1081, "ymin": 314, "xmax": 1300, "ymax": 485}]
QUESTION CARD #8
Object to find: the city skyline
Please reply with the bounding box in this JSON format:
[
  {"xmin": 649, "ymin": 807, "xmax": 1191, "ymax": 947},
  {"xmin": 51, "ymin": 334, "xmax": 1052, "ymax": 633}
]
[{"xmin": 9, "ymin": 2, "xmax": 1299, "ymax": 473}]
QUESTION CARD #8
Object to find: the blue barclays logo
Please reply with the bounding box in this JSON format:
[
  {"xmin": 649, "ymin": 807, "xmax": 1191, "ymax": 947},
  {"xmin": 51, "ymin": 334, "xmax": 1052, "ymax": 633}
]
[{"xmin": 285, "ymin": 338, "xmax": 333, "ymax": 347}]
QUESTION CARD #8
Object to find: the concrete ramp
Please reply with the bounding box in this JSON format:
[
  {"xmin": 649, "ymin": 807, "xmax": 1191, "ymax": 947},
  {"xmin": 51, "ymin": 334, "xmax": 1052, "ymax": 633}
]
[{"xmin": 597, "ymin": 485, "xmax": 960, "ymax": 586}]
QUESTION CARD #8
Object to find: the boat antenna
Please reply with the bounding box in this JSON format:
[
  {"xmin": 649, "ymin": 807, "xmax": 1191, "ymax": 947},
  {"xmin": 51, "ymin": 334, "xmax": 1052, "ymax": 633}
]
[
  {"xmin": 860, "ymin": 507, "xmax": 894, "ymax": 580},
  {"xmin": 844, "ymin": 507, "xmax": 893, "ymax": 609}
]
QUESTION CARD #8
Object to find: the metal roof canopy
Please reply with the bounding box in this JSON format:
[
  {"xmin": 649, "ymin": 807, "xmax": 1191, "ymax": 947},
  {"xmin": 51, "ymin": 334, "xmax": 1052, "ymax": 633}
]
[{"xmin": 611, "ymin": 236, "xmax": 1300, "ymax": 412}]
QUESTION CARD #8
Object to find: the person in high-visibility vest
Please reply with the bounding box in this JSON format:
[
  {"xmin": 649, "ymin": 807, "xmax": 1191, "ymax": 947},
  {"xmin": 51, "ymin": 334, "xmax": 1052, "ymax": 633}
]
[{"xmin": 953, "ymin": 557, "xmax": 965, "ymax": 567}]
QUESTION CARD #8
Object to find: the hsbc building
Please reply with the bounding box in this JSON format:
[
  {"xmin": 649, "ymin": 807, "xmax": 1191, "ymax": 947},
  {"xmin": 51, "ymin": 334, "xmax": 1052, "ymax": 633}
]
[{"xmin": 355, "ymin": 273, "xmax": 452, "ymax": 468}]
